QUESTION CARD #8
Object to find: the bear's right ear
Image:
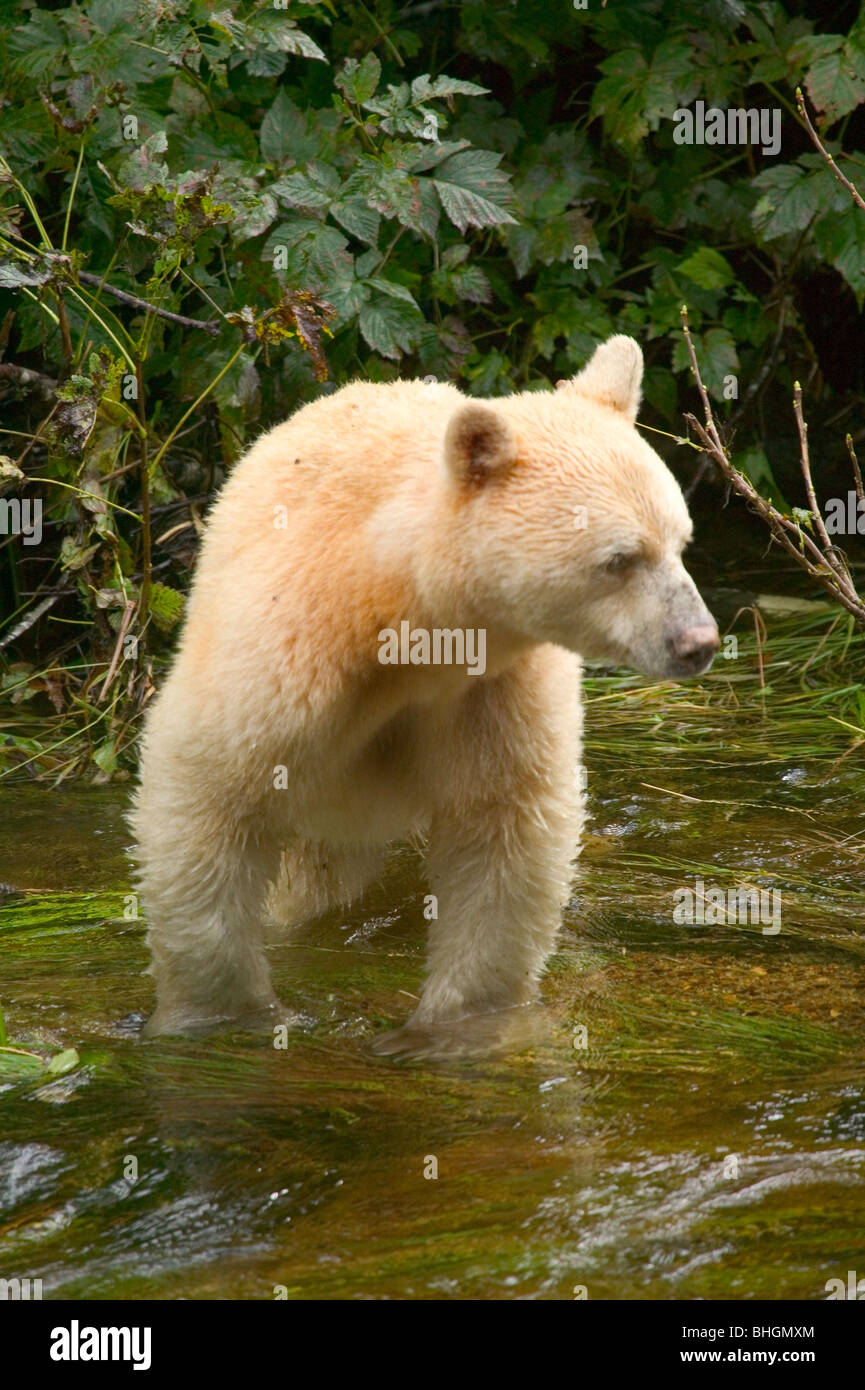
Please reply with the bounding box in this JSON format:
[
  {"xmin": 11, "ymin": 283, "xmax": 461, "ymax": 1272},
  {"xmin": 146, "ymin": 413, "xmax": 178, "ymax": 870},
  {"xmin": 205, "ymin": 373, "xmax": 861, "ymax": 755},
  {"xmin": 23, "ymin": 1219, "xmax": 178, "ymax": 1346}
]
[
  {"xmin": 442, "ymin": 403, "xmax": 517, "ymax": 485},
  {"xmin": 560, "ymin": 334, "xmax": 644, "ymax": 423}
]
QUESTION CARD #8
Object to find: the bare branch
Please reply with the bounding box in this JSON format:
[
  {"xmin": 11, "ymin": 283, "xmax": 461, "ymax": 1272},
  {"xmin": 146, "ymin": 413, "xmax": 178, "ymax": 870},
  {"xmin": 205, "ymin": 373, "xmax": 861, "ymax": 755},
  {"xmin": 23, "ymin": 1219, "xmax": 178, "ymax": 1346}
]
[
  {"xmin": 846, "ymin": 434, "xmax": 864, "ymax": 508},
  {"xmin": 680, "ymin": 307, "xmax": 865, "ymax": 628},
  {"xmin": 97, "ymin": 599, "xmax": 137, "ymax": 704},
  {"xmin": 793, "ymin": 381, "xmax": 839, "ymax": 562},
  {"xmin": 0, "ymin": 362, "xmax": 57, "ymax": 396},
  {"xmin": 77, "ymin": 271, "xmax": 221, "ymax": 336},
  {"xmin": 796, "ymin": 86, "xmax": 865, "ymax": 214}
]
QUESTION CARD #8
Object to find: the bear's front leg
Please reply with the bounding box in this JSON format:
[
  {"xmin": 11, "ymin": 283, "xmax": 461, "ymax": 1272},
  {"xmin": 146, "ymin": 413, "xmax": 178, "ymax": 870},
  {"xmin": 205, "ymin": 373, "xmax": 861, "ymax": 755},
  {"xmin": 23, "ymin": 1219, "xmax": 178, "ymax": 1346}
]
[
  {"xmin": 133, "ymin": 757, "xmax": 284, "ymax": 1036},
  {"xmin": 375, "ymin": 646, "xmax": 584, "ymax": 1055}
]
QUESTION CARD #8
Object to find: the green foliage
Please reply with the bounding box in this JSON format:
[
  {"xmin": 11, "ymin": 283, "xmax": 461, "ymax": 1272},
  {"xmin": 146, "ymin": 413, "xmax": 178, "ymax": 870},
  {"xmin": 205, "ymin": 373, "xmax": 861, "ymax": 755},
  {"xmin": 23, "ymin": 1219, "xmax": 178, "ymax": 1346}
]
[
  {"xmin": 1, "ymin": 0, "xmax": 864, "ymax": 777},
  {"xmin": 0, "ymin": 989, "xmax": 81, "ymax": 1082}
]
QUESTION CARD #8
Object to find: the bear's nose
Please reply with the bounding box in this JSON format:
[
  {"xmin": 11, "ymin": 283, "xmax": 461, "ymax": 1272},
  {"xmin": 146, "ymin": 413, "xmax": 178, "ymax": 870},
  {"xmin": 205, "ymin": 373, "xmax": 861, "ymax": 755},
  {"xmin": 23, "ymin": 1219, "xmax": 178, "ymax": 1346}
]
[{"xmin": 670, "ymin": 623, "xmax": 720, "ymax": 670}]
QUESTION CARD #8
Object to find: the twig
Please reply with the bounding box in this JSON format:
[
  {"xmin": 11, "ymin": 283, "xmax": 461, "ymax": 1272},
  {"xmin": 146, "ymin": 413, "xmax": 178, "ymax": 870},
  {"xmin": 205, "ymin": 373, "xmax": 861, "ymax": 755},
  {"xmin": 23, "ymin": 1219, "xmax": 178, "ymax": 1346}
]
[
  {"xmin": 793, "ymin": 381, "xmax": 836, "ymax": 559},
  {"xmin": 846, "ymin": 435, "xmax": 864, "ymax": 507},
  {"xmin": 14, "ymin": 400, "xmax": 60, "ymax": 468},
  {"xmin": 97, "ymin": 599, "xmax": 137, "ymax": 703},
  {"xmin": 0, "ymin": 594, "xmax": 63, "ymax": 651},
  {"xmin": 796, "ymin": 87, "xmax": 865, "ymax": 214},
  {"xmin": 680, "ymin": 307, "xmax": 865, "ymax": 628},
  {"xmin": 731, "ymin": 605, "xmax": 768, "ymax": 713},
  {"xmin": 77, "ymin": 271, "xmax": 221, "ymax": 336},
  {"xmin": 0, "ymin": 363, "xmax": 57, "ymax": 395}
]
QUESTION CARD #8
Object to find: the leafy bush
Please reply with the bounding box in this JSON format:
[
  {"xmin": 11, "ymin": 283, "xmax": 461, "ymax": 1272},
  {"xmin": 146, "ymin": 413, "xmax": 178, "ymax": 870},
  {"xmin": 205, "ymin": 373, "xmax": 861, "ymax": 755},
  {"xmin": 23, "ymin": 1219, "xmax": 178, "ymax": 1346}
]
[{"xmin": 1, "ymin": 0, "xmax": 864, "ymax": 777}]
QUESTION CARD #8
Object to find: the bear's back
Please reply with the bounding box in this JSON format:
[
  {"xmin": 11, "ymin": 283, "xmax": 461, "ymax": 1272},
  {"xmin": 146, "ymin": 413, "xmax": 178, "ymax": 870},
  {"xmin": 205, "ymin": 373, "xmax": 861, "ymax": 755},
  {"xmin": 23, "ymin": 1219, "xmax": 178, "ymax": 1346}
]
[
  {"xmin": 226, "ymin": 377, "xmax": 463, "ymax": 511},
  {"xmin": 175, "ymin": 378, "xmax": 466, "ymax": 668}
]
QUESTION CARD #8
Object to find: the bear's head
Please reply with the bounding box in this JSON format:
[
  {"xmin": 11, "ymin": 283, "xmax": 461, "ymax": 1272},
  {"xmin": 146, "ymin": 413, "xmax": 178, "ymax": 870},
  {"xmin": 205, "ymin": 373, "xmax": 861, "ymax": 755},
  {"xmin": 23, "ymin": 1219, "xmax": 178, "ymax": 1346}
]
[{"xmin": 438, "ymin": 335, "xmax": 720, "ymax": 680}]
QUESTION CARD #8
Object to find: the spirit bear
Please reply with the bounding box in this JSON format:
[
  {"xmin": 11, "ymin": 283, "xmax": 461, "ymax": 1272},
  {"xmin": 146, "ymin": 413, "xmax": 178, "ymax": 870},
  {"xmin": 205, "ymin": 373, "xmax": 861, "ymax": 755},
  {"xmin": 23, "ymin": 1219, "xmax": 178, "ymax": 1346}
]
[{"xmin": 132, "ymin": 336, "xmax": 718, "ymax": 1046}]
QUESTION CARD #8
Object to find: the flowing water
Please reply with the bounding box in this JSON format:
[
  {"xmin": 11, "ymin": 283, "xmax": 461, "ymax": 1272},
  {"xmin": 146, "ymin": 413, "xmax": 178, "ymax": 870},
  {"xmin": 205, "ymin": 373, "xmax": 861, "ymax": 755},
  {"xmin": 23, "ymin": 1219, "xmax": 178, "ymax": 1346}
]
[{"xmin": 1, "ymin": 578, "xmax": 864, "ymax": 1300}]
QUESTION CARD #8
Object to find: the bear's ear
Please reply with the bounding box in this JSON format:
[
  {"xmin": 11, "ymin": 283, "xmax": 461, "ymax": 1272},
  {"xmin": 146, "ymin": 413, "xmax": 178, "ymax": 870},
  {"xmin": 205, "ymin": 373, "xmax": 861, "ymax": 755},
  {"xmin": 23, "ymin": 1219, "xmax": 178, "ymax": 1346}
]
[
  {"xmin": 443, "ymin": 403, "xmax": 517, "ymax": 485},
  {"xmin": 563, "ymin": 334, "xmax": 643, "ymax": 423}
]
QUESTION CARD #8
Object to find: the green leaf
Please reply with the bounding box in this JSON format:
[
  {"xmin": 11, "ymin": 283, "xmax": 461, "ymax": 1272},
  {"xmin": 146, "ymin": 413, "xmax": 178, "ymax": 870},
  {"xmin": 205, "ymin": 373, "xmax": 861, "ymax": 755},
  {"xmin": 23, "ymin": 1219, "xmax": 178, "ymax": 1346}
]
[
  {"xmin": 531, "ymin": 298, "xmax": 589, "ymax": 358},
  {"xmin": 359, "ymin": 299, "xmax": 423, "ymax": 360},
  {"xmin": 592, "ymin": 40, "xmax": 700, "ymax": 146},
  {"xmin": 365, "ymin": 277, "xmax": 419, "ymax": 308},
  {"xmin": 362, "ymin": 81, "xmax": 411, "ymax": 118},
  {"xmin": 434, "ymin": 182, "xmax": 516, "ymax": 233},
  {"xmin": 431, "ymin": 259, "xmax": 492, "ymax": 306},
  {"xmin": 351, "ymin": 157, "xmax": 425, "ymax": 233},
  {"xmin": 148, "ymin": 582, "xmax": 185, "ymax": 632},
  {"xmin": 45, "ymin": 1047, "xmax": 80, "ymax": 1078},
  {"xmin": 325, "ymin": 269, "xmax": 369, "ymax": 324},
  {"xmin": 336, "ymin": 54, "xmax": 382, "ymax": 105},
  {"xmin": 590, "ymin": 49, "xmax": 650, "ymax": 145},
  {"xmin": 273, "ymin": 162, "xmax": 340, "ymax": 210},
  {"xmin": 232, "ymin": 192, "xmax": 278, "ymax": 239},
  {"xmin": 331, "ymin": 197, "xmax": 380, "ymax": 245},
  {"xmin": 752, "ymin": 157, "xmax": 850, "ymax": 242},
  {"xmin": 410, "ymin": 74, "xmax": 488, "ymax": 102},
  {"xmin": 805, "ymin": 37, "xmax": 865, "ymax": 123},
  {"xmin": 245, "ymin": 45, "xmax": 287, "ymax": 78},
  {"xmin": 642, "ymin": 40, "xmax": 700, "ymax": 129},
  {"xmin": 281, "ymin": 28, "xmax": 325, "ymax": 61},
  {"xmin": 305, "ymin": 225, "xmax": 350, "ymax": 280},
  {"xmin": 0, "ymin": 259, "xmax": 52, "ymax": 289},
  {"xmin": 416, "ymin": 178, "xmax": 441, "ymax": 239},
  {"xmin": 433, "ymin": 150, "xmax": 516, "ymax": 232},
  {"xmin": 815, "ymin": 204, "xmax": 865, "ymax": 306},
  {"xmin": 405, "ymin": 139, "xmax": 471, "ymax": 173},
  {"xmin": 60, "ymin": 537, "xmax": 100, "ymax": 572},
  {"xmin": 677, "ymin": 247, "xmax": 735, "ymax": 290},
  {"xmin": 450, "ymin": 263, "xmax": 492, "ymax": 304},
  {"xmin": 116, "ymin": 130, "xmax": 169, "ymax": 190},
  {"xmin": 93, "ymin": 739, "xmax": 118, "ymax": 776},
  {"xmin": 261, "ymin": 90, "xmax": 319, "ymax": 164},
  {"xmin": 751, "ymin": 165, "xmax": 812, "ymax": 239},
  {"xmin": 89, "ymin": 0, "xmax": 131, "ymax": 34}
]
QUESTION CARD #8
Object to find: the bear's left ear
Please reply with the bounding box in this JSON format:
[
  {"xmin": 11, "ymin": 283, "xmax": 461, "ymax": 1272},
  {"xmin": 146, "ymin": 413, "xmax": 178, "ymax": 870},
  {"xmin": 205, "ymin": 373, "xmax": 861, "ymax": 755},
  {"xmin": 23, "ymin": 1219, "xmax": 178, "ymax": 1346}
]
[
  {"xmin": 442, "ymin": 403, "xmax": 517, "ymax": 485},
  {"xmin": 560, "ymin": 334, "xmax": 643, "ymax": 423}
]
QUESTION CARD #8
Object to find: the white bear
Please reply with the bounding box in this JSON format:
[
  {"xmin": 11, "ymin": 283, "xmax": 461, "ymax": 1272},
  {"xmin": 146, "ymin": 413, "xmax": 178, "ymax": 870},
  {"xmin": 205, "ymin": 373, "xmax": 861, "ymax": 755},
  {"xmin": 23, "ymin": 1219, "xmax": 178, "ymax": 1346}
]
[{"xmin": 132, "ymin": 336, "xmax": 718, "ymax": 1048}]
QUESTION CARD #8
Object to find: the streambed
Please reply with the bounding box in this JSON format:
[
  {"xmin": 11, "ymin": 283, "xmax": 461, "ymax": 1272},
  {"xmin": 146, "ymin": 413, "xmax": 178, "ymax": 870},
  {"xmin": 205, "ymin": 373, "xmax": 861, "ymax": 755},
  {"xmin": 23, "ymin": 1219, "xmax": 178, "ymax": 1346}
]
[{"xmin": 2, "ymin": 644, "xmax": 863, "ymax": 1299}]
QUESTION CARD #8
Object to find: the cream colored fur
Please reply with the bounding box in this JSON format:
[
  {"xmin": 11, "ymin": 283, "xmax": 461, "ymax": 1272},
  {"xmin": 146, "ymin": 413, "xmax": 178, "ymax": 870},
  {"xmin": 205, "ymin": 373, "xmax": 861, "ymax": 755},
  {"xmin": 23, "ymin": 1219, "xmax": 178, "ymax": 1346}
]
[{"xmin": 131, "ymin": 336, "xmax": 717, "ymax": 1045}]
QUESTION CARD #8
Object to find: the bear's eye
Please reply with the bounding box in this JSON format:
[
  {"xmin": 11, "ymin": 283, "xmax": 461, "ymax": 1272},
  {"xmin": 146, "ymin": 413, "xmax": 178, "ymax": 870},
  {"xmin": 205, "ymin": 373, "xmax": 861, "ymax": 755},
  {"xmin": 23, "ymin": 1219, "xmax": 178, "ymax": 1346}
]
[{"xmin": 603, "ymin": 551, "xmax": 640, "ymax": 575}]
